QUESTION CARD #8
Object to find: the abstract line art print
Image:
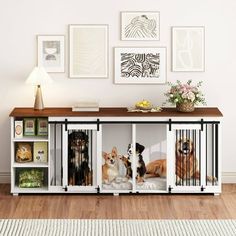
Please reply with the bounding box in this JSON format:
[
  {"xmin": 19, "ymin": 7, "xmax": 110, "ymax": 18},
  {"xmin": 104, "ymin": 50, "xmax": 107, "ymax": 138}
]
[
  {"xmin": 121, "ymin": 12, "xmax": 160, "ymax": 41},
  {"xmin": 115, "ymin": 47, "xmax": 166, "ymax": 84},
  {"xmin": 172, "ymin": 27, "xmax": 205, "ymax": 72},
  {"xmin": 69, "ymin": 25, "xmax": 108, "ymax": 78}
]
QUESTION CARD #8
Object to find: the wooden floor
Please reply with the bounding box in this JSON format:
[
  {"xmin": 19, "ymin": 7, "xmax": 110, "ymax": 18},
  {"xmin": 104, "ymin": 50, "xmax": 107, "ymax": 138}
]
[{"xmin": 0, "ymin": 184, "xmax": 236, "ymax": 219}]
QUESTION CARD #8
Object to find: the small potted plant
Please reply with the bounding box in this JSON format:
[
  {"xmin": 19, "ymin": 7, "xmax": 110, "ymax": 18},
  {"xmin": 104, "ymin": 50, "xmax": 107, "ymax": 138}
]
[{"xmin": 165, "ymin": 80, "xmax": 206, "ymax": 112}]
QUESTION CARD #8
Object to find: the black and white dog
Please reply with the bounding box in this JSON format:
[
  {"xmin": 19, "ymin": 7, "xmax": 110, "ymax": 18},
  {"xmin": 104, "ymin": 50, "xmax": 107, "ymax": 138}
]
[
  {"xmin": 127, "ymin": 143, "xmax": 146, "ymax": 182},
  {"xmin": 68, "ymin": 131, "xmax": 91, "ymax": 186}
]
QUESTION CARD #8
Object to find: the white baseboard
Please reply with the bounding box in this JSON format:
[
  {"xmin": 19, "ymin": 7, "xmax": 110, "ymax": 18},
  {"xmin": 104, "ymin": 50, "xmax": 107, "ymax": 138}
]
[
  {"xmin": 222, "ymin": 172, "xmax": 236, "ymax": 183},
  {"xmin": 0, "ymin": 172, "xmax": 236, "ymax": 184},
  {"xmin": 0, "ymin": 172, "xmax": 10, "ymax": 183}
]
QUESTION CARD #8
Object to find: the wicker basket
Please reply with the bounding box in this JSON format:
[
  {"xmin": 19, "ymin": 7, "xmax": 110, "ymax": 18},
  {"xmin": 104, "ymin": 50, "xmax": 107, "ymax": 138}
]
[{"xmin": 176, "ymin": 102, "xmax": 195, "ymax": 112}]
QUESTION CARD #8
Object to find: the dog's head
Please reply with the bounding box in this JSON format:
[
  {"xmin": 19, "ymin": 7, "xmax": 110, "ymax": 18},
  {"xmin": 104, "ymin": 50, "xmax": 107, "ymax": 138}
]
[
  {"xmin": 69, "ymin": 131, "xmax": 88, "ymax": 151},
  {"xmin": 120, "ymin": 155, "xmax": 132, "ymax": 168},
  {"xmin": 176, "ymin": 138, "xmax": 194, "ymax": 156},
  {"xmin": 127, "ymin": 143, "xmax": 145, "ymax": 156},
  {"xmin": 102, "ymin": 147, "xmax": 118, "ymax": 167}
]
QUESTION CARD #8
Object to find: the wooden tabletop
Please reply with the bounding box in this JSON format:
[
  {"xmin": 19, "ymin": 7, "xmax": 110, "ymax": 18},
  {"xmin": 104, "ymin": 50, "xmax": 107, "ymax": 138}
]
[{"xmin": 9, "ymin": 107, "xmax": 223, "ymax": 117}]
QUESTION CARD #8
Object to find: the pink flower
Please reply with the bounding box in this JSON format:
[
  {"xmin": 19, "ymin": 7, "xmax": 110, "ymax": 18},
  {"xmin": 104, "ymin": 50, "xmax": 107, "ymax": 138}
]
[{"xmin": 182, "ymin": 91, "xmax": 195, "ymax": 102}]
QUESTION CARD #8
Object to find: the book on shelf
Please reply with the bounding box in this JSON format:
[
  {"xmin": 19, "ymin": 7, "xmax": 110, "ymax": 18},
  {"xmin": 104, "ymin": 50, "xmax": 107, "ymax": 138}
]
[
  {"xmin": 72, "ymin": 101, "xmax": 99, "ymax": 112},
  {"xmin": 72, "ymin": 106, "xmax": 99, "ymax": 112}
]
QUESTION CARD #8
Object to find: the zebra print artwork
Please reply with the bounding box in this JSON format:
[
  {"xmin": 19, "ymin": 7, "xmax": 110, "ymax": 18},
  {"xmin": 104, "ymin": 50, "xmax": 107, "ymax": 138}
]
[
  {"xmin": 120, "ymin": 53, "xmax": 160, "ymax": 78},
  {"xmin": 121, "ymin": 12, "xmax": 160, "ymax": 40},
  {"xmin": 115, "ymin": 47, "xmax": 166, "ymax": 84}
]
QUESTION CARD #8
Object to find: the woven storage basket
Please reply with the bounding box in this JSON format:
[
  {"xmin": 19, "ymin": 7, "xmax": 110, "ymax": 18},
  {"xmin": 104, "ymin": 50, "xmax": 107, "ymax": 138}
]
[{"xmin": 176, "ymin": 102, "xmax": 195, "ymax": 112}]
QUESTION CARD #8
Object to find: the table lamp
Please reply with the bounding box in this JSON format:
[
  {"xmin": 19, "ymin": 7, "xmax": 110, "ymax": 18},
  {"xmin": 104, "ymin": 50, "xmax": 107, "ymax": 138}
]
[{"xmin": 25, "ymin": 67, "xmax": 53, "ymax": 110}]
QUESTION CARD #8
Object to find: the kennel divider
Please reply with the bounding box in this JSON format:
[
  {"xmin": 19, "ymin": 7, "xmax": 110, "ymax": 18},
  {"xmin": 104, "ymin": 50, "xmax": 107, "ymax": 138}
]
[{"xmin": 132, "ymin": 124, "xmax": 137, "ymax": 193}]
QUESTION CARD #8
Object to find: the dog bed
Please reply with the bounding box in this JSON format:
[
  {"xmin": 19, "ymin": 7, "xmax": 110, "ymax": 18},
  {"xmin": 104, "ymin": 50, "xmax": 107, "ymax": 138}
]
[
  {"xmin": 136, "ymin": 177, "xmax": 166, "ymax": 190},
  {"xmin": 102, "ymin": 176, "xmax": 133, "ymax": 190}
]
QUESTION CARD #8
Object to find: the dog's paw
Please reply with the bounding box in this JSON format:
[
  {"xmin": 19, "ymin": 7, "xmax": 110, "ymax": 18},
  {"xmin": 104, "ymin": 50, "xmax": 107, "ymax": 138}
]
[
  {"xmin": 207, "ymin": 176, "xmax": 217, "ymax": 183},
  {"xmin": 176, "ymin": 176, "xmax": 182, "ymax": 185}
]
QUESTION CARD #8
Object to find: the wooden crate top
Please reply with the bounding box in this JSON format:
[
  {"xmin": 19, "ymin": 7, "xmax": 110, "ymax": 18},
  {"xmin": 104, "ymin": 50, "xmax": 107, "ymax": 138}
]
[{"xmin": 9, "ymin": 107, "xmax": 223, "ymax": 117}]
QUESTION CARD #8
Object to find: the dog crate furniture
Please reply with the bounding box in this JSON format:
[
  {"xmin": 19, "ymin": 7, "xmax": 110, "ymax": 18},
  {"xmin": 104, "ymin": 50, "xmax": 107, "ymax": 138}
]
[{"xmin": 10, "ymin": 107, "xmax": 222, "ymax": 195}]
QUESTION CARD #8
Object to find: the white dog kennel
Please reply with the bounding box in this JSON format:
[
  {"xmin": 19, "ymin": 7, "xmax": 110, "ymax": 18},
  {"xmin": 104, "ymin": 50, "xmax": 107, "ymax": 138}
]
[{"xmin": 10, "ymin": 107, "xmax": 222, "ymax": 195}]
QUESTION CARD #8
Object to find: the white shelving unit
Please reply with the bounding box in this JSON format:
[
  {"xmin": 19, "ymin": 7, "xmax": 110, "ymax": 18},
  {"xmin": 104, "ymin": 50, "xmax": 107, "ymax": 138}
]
[
  {"xmin": 10, "ymin": 107, "xmax": 222, "ymax": 195},
  {"xmin": 10, "ymin": 117, "xmax": 49, "ymax": 195}
]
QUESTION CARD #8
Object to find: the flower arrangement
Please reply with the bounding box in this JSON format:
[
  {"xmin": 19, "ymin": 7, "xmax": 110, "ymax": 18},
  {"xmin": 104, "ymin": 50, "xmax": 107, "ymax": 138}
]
[{"xmin": 165, "ymin": 80, "xmax": 206, "ymax": 112}]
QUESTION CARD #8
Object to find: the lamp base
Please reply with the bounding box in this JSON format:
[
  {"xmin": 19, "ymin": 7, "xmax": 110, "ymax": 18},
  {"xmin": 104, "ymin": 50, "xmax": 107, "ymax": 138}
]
[{"xmin": 34, "ymin": 85, "xmax": 44, "ymax": 110}]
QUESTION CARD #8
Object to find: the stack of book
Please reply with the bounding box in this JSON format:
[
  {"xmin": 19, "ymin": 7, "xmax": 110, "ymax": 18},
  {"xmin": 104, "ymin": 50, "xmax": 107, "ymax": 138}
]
[{"xmin": 72, "ymin": 101, "xmax": 99, "ymax": 112}]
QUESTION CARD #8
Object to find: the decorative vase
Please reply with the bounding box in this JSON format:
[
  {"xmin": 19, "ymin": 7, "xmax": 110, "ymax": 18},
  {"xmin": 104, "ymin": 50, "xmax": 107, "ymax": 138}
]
[{"xmin": 176, "ymin": 101, "xmax": 195, "ymax": 112}]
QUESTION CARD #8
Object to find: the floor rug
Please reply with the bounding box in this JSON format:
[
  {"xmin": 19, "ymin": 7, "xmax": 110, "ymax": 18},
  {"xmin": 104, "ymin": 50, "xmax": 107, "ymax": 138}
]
[{"xmin": 0, "ymin": 219, "xmax": 236, "ymax": 236}]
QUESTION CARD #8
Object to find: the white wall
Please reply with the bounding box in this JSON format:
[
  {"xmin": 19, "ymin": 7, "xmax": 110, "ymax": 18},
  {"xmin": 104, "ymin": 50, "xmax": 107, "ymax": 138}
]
[{"xmin": 0, "ymin": 0, "xmax": 236, "ymax": 182}]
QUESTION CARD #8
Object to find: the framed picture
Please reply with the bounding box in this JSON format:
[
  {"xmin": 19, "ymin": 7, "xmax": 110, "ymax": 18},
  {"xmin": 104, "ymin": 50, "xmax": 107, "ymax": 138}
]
[
  {"xmin": 37, "ymin": 35, "xmax": 65, "ymax": 73},
  {"xmin": 37, "ymin": 118, "xmax": 48, "ymax": 136},
  {"xmin": 69, "ymin": 25, "xmax": 108, "ymax": 78},
  {"xmin": 172, "ymin": 27, "xmax": 205, "ymax": 72},
  {"xmin": 24, "ymin": 118, "xmax": 36, "ymax": 136},
  {"xmin": 114, "ymin": 47, "xmax": 166, "ymax": 84},
  {"xmin": 121, "ymin": 11, "xmax": 160, "ymax": 41}
]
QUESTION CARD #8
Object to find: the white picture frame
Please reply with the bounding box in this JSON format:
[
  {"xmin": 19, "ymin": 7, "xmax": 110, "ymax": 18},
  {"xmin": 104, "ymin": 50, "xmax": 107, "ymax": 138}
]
[
  {"xmin": 69, "ymin": 24, "xmax": 108, "ymax": 78},
  {"xmin": 172, "ymin": 26, "xmax": 205, "ymax": 72},
  {"xmin": 114, "ymin": 47, "xmax": 166, "ymax": 84},
  {"xmin": 121, "ymin": 11, "xmax": 160, "ymax": 41},
  {"xmin": 37, "ymin": 35, "xmax": 65, "ymax": 73}
]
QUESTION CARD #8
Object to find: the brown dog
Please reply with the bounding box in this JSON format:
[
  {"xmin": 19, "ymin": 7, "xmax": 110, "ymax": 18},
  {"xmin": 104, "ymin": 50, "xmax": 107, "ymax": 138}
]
[
  {"xmin": 175, "ymin": 138, "xmax": 197, "ymax": 182},
  {"xmin": 102, "ymin": 147, "xmax": 119, "ymax": 184},
  {"xmin": 145, "ymin": 159, "xmax": 167, "ymax": 178},
  {"xmin": 175, "ymin": 138, "xmax": 216, "ymax": 184},
  {"xmin": 145, "ymin": 138, "xmax": 215, "ymax": 184}
]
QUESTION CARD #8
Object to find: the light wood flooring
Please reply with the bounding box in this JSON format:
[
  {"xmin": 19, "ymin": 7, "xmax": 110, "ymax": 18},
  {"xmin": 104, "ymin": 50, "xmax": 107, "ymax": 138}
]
[{"xmin": 0, "ymin": 184, "xmax": 236, "ymax": 219}]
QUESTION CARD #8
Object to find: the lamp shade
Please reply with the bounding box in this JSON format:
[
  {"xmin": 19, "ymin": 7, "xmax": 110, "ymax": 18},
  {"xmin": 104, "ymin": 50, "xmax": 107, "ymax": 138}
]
[{"xmin": 25, "ymin": 67, "xmax": 53, "ymax": 85}]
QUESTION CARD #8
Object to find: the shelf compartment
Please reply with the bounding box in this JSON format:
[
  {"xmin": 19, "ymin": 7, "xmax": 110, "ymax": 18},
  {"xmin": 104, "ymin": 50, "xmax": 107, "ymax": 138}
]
[
  {"xmin": 101, "ymin": 124, "xmax": 133, "ymax": 191},
  {"xmin": 14, "ymin": 167, "xmax": 48, "ymax": 189},
  {"xmin": 135, "ymin": 124, "xmax": 167, "ymax": 191},
  {"xmin": 14, "ymin": 141, "xmax": 48, "ymax": 164}
]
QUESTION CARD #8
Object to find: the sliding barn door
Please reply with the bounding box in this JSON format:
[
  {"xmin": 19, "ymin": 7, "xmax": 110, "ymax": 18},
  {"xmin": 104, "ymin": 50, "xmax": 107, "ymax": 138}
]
[
  {"xmin": 62, "ymin": 124, "xmax": 99, "ymax": 193},
  {"xmin": 168, "ymin": 123, "xmax": 220, "ymax": 193}
]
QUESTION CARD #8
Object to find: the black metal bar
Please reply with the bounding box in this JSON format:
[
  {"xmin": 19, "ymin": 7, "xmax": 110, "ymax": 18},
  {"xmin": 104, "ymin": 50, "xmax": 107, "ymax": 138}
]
[
  {"xmin": 48, "ymin": 120, "xmax": 220, "ymax": 125},
  {"xmin": 192, "ymin": 129, "xmax": 195, "ymax": 186},
  {"xmin": 206, "ymin": 124, "xmax": 208, "ymax": 186},
  {"xmin": 185, "ymin": 129, "xmax": 187, "ymax": 186},
  {"xmin": 199, "ymin": 130, "xmax": 201, "ymax": 186},
  {"xmin": 91, "ymin": 130, "xmax": 93, "ymax": 186},
  {"xmin": 54, "ymin": 124, "xmax": 57, "ymax": 186},
  {"xmin": 61, "ymin": 124, "xmax": 63, "ymax": 186},
  {"xmin": 212, "ymin": 124, "xmax": 215, "ymax": 186},
  {"xmin": 215, "ymin": 124, "xmax": 219, "ymax": 181},
  {"xmin": 97, "ymin": 119, "xmax": 100, "ymax": 131},
  {"xmin": 188, "ymin": 129, "xmax": 191, "ymax": 186},
  {"xmin": 201, "ymin": 119, "xmax": 204, "ymax": 131},
  {"xmin": 65, "ymin": 119, "xmax": 68, "ymax": 131},
  {"xmin": 181, "ymin": 129, "xmax": 184, "ymax": 186},
  {"xmin": 175, "ymin": 130, "xmax": 178, "ymax": 186},
  {"xmin": 194, "ymin": 130, "xmax": 196, "ymax": 186},
  {"xmin": 169, "ymin": 119, "xmax": 172, "ymax": 131}
]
